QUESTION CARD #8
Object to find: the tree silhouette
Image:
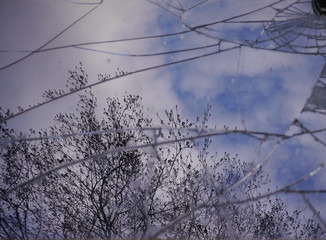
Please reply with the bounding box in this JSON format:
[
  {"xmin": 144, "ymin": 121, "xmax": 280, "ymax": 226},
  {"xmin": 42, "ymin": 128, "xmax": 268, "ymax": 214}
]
[{"xmin": 0, "ymin": 67, "xmax": 325, "ymax": 239}]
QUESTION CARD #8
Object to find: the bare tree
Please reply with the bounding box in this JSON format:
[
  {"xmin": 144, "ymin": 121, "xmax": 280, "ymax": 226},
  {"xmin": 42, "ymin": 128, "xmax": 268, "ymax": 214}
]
[{"xmin": 1, "ymin": 66, "xmax": 325, "ymax": 239}]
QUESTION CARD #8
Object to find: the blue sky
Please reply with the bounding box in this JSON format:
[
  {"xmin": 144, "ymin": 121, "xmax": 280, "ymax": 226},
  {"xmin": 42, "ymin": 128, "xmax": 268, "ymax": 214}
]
[{"xmin": 0, "ymin": 0, "xmax": 326, "ymax": 223}]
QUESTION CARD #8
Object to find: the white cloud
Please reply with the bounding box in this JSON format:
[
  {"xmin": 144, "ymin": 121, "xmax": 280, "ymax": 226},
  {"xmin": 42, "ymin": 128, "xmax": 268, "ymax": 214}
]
[{"xmin": 0, "ymin": 0, "xmax": 182, "ymax": 130}]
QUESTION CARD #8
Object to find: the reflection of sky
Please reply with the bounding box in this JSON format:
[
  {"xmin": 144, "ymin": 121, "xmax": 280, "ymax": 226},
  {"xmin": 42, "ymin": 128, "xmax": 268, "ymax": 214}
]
[{"xmin": 0, "ymin": 0, "xmax": 326, "ymax": 223}]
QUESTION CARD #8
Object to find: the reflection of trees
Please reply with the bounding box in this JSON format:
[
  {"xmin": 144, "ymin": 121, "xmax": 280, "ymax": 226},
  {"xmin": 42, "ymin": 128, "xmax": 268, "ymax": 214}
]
[
  {"xmin": 0, "ymin": 74, "xmax": 325, "ymax": 238},
  {"xmin": 1, "ymin": 0, "xmax": 326, "ymax": 238},
  {"xmin": 146, "ymin": 1, "xmax": 326, "ymax": 235}
]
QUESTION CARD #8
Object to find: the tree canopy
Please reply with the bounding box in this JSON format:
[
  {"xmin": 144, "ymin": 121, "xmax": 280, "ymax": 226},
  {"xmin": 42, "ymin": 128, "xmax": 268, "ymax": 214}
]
[{"xmin": 0, "ymin": 67, "xmax": 325, "ymax": 239}]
